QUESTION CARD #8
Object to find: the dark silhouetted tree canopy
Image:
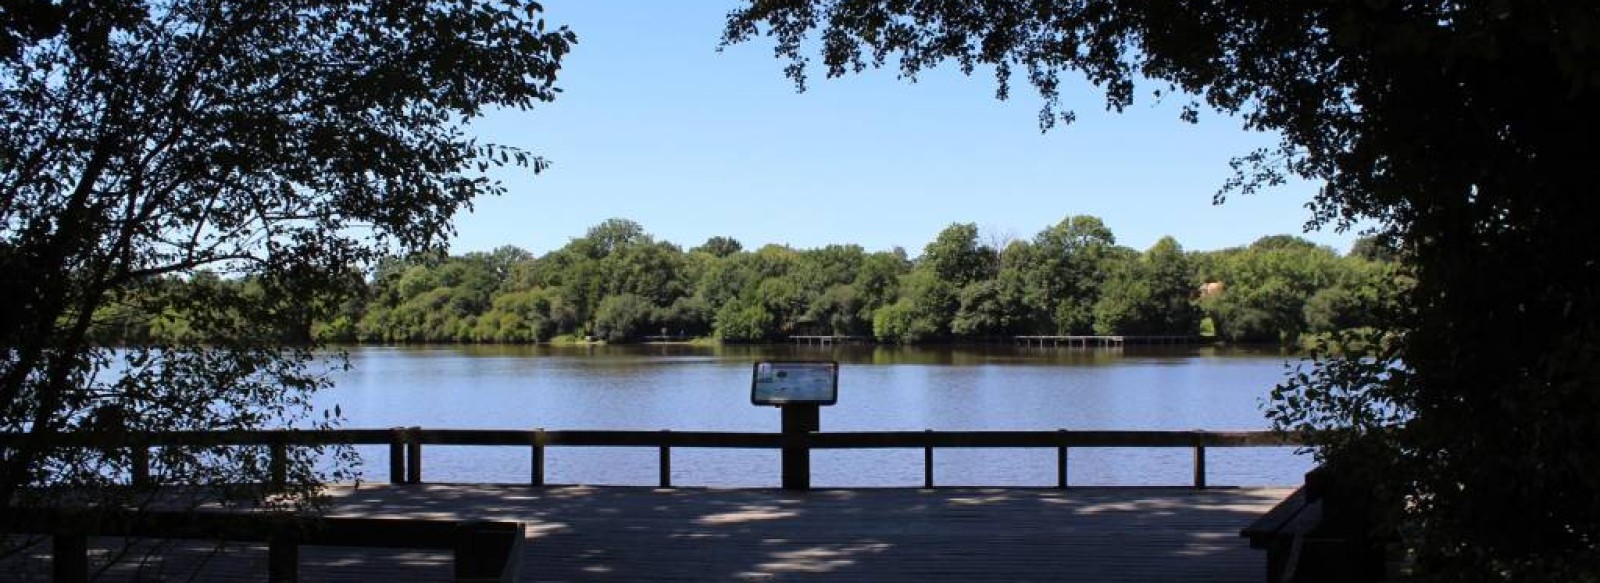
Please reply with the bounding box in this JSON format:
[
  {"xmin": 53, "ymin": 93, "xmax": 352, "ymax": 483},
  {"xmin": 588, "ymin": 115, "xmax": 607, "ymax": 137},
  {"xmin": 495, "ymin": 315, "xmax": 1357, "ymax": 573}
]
[
  {"xmin": 0, "ymin": 0, "xmax": 574, "ymax": 525},
  {"xmin": 725, "ymin": 1, "xmax": 1600, "ymax": 578}
]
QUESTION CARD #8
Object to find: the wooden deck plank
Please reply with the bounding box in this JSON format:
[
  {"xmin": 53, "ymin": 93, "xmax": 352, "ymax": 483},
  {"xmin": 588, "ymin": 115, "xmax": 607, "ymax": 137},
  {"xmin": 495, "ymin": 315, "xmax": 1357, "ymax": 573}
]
[
  {"xmin": 3, "ymin": 485, "xmax": 1292, "ymax": 582},
  {"xmin": 330, "ymin": 484, "xmax": 1289, "ymax": 582}
]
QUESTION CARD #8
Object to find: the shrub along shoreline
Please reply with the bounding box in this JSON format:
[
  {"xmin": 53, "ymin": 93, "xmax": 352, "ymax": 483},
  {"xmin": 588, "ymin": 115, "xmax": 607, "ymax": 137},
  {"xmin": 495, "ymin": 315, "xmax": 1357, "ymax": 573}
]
[{"xmin": 95, "ymin": 218, "xmax": 1403, "ymax": 349}]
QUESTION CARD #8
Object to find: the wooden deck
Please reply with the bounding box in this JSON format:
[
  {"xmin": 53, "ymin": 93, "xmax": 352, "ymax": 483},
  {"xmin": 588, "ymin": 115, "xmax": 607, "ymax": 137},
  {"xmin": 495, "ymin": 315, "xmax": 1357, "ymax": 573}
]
[{"xmin": 4, "ymin": 484, "xmax": 1291, "ymax": 582}]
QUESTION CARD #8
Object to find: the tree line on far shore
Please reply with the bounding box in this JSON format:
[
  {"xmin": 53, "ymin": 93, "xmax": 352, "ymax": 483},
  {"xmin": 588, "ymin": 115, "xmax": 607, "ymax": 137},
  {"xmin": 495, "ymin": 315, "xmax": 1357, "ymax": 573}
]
[{"xmin": 92, "ymin": 217, "xmax": 1403, "ymax": 347}]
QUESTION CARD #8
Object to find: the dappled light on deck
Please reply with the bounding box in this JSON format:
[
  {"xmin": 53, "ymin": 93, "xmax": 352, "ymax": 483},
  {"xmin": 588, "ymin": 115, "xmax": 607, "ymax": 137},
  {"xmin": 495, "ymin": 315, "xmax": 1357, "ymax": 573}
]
[{"xmin": 317, "ymin": 483, "xmax": 1287, "ymax": 581}]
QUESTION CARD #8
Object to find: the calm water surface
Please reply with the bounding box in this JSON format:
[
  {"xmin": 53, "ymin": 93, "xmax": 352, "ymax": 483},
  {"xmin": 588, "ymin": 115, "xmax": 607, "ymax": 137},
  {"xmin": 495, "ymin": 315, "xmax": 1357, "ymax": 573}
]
[{"xmin": 321, "ymin": 344, "xmax": 1315, "ymax": 487}]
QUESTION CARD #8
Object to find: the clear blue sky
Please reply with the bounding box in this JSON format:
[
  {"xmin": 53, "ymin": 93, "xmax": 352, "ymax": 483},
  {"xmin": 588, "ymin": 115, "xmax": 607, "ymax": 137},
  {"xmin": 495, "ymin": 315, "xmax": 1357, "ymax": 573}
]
[{"xmin": 454, "ymin": 1, "xmax": 1365, "ymax": 257}]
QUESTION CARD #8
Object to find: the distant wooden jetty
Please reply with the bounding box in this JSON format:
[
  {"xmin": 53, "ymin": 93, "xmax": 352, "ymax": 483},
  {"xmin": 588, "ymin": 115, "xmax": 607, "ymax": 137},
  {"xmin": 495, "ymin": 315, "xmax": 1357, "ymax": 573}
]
[
  {"xmin": 640, "ymin": 334, "xmax": 692, "ymax": 343},
  {"xmin": 786, "ymin": 335, "xmax": 1202, "ymax": 347},
  {"xmin": 789, "ymin": 335, "xmax": 866, "ymax": 346},
  {"xmin": 1014, "ymin": 335, "xmax": 1201, "ymax": 348}
]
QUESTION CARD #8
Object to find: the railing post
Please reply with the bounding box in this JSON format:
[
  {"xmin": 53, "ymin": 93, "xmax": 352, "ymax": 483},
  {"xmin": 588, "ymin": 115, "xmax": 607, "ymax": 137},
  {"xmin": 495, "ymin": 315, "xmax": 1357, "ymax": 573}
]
[
  {"xmin": 659, "ymin": 430, "xmax": 672, "ymax": 488},
  {"xmin": 923, "ymin": 429, "xmax": 934, "ymax": 489},
  {"xmin": 270, "ymin": 438, "xmax": 288, "ymax": 491},
  {"xmin": 1056, "ymin": 429, "xmax": 1069, "ymax": 489},
  {"xmin": 52, "ymin": 533, "xmax": 88, "ymax": 583},
  {"xmin": 131, "ymin": 445, "xmax": 151, "ymax": 487},
  {"xmin": 388, "ymin": 427, "xmax": 406, "ymax": 485},
  {"xmin": 1192, "ymin": 430, "xmax": 1208, "ymax": 489},
  {"xmin": 530, "ymin": 428, "xmax": 545, "ymax": 487},
  {"xmin": 406, "ymin": 426, "xmax": 422, "ymax": 484}
]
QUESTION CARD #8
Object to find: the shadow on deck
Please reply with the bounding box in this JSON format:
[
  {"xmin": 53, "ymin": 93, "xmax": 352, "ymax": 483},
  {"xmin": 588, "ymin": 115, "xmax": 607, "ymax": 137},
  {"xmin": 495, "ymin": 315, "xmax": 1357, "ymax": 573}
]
[{"xmin": 4, "ymin": 484, "xmax": 1294, "ymax": 582}]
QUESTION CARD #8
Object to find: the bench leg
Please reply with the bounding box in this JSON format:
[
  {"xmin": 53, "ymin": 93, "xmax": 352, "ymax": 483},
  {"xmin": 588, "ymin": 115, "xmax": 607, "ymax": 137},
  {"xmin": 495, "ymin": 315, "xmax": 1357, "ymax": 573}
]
[{"xmin": 53, "ymin": 533, "xmax": 88, "ymax": 583}]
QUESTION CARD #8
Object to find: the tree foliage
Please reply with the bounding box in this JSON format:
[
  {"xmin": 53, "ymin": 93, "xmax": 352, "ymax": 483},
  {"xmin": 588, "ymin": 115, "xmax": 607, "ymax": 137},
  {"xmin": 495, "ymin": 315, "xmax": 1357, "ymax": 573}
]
[
  {"xmin": 116, "ymin": 219, "xmax": 1392, "ymax": 348},
  {"xmin": 0, "ymin": 0, "xmax": 574, "ymax": 525},
  {"xmin": 1094, "ymin": 237, "xmax": 1199, "ymax": 336},
  {"xmin": 722, "ymin": 0, "xmax": 1600, "ymax": 577}
]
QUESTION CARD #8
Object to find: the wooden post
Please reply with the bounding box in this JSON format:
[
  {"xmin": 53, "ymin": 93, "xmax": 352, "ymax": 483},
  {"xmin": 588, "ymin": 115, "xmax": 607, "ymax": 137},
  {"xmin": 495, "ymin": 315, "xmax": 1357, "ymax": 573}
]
[
  {"xmin": 923, "ymin": 429, "xmax": 934, "ymax": 489},
  {"xmin": 269, "ymin": 439, "xmax": 288, "ymax": 491},
  {"xmin": 131, "ymin": 446, "xmax": 151, "ymax": 487},
  {"xmin": 659, "ymin": 430, "xmax": 672, "ymax": 488},
  {"xmin": 1192, "ymin": 431, "xmax": 1208, "ymax": 489},
  {"xmin": 406, "ymin": 426, "xmax": 422, "ymax": 484},
  {"xmin": 781, "ymin": 404, "xmax": 819, "ymax": 491},
  {"xmin": 268, "ymin": 530, "xmax": 299, "ymax": 583},
  {"xmin": 1056, "ymin": 429, "xmax": 1069, "ymax": 489},
  {"xmin": 530, "ymin": 428, "xmax": 545, "ymax": 487},
  {"xmin": 52, "ymin": 533, "xmax": 88, "ymax": 583},
  {"xmin": 388, "ymin": 427, "xmax": 406, "ymax": 485}
]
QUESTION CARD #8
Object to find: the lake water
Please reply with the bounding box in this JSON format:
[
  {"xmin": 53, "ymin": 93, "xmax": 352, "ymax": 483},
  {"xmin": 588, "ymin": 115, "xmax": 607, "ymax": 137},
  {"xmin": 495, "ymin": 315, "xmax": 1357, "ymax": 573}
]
[{"xmin": 320, "ymin": 344, "xmax": 1315, "ymax": 487}]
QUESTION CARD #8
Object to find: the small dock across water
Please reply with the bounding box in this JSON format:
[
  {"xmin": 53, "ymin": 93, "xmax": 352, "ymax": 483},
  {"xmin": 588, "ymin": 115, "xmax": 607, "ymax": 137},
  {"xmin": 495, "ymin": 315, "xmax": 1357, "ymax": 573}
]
[
  {"xmin": 1014, "ymin": 335, "xmax": 1201, "ymax": 348},
  {"xmin": 789, "ymin": 335, "xmax": 867, "ymax": 346},
  {"xmin": 787, "ymin": 335, "xmax": 1202, "ymax": 348}
]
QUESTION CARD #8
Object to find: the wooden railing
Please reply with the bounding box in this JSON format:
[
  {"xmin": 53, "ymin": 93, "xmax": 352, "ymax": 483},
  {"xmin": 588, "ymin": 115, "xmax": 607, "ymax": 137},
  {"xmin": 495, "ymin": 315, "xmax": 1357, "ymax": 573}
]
[{"xmin": 0, "ymin": 428, "xmax": 1301, "ymax": 489}]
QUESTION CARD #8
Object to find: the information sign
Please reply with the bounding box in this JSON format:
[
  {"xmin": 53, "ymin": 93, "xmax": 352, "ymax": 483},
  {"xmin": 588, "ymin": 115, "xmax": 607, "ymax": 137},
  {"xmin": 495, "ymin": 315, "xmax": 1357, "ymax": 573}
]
[{"xmin": 750, "ymin": 361, "xmax": 838, "ymax": 406}]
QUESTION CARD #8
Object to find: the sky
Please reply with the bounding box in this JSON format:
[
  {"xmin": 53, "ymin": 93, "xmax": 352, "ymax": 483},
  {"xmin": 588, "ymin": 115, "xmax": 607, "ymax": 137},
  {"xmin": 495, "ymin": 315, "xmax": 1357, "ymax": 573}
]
[{"xmin": 453, "ymin": 1, "xmax": 1366, "ymax": 257}]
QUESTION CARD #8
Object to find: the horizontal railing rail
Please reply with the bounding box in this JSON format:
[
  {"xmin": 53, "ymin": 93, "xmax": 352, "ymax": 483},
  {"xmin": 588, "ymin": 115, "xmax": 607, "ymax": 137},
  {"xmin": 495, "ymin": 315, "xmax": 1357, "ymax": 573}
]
[
  {"xmin": 0, "ymin": 428, "xmax": 1296, "ymax": 448},
  {"xmin": 0, "ymin": 428, "xmax": 1305, "ymax": 490}
]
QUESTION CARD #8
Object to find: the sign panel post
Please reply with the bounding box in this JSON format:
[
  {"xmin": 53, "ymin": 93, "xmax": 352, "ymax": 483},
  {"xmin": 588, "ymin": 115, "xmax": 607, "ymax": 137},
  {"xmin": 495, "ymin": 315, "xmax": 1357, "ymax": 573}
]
[
  {"xmin": 751, "ymin": 361, "xmax": 838, "ymax": 491},
  {"xmin": 781, "ymin": 404, "xmax": 819, "ymax": 490}
]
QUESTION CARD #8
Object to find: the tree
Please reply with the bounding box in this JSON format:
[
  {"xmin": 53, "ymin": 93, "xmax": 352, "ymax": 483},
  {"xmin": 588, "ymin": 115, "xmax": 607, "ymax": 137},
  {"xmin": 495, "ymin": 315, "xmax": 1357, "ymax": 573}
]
[
  {"xmin": 994, "ymin": 239, "xmax": 1051, "ymax": 333},
  {"xmin": 755, "ymin": 275, "xmax": 808, "ymax": 334},
  {"xmin": 165, "ymin": 215, "xmax": 1382, "ymax": 347},
  {"xmin": 1141, "ymin": 237, "xmax": 1201, "ymax": 334},
  {"xmin": 871, "ymin": 298, "xmax": 936, "ymax": 344},
  {"xmin": 714, "ymin": 297, "xmax": 775, "ymax": 342},
  {"xmin": 0, "ymin": 0, "xmax": 574, "ymax": 529},
  {"xmin": 951, "ymin": 277, "xmax": 1029, "ymax": 337},
  {"xmin": 572, "ymin": 218, "xmax": 650, "ymax": 260},
  {"xmin": 592, "ymin": 293, "xmax": 654, "ymax": 342},
  {"xmin": 1302, "ymin": 257, "xmax": 1398, "ymax": 336},
  {"xmin": 874, "ymin": 269, "xmax": 953, "ymax": 343},
  {"xmin": 1026, "ymin": 216, "xmax": 1118, "ymax": 334},
  {"xmin": 692, "ymin": 235, "xmax": 744, "ymax": 258},
  {"xmin": 919, "ymin": 223, "xmax": 995, "ymax": 289},
  {"xmin": 1093, "ymin": 237, "xmax": 1197, "ymax": 336},
  {"xmin": 475, "ymin": 289, "xmax": 555, "ymax": 342},
  {"xmin": 1348, "ymin": 236, "xmax": 1398, "ymax": 264},
  {"xmin": 1196, "ymin": 236, "xmax": 1341, "ymax": 344},
  {"xmin": 852, "ymin": 249, "xmax": 910, "ymax": 322},
  {"xmin": 656, "ymin": 294, "xmax": 713, "ymax": 337},
  {"xmin": 725, "ymin": 2, "xmax": 1600, "ymax": 577},
  {"xmin": 603, "ymin": 240, "xmax": 688, "ymax": 306},
  {"xmin": 805, "ymin": 284, "xmax": 866, "ymax": 335}
]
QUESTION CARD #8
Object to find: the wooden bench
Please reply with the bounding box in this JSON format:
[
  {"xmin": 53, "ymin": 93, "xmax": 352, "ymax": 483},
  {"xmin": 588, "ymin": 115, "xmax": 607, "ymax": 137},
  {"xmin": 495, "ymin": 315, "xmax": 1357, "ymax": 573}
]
[
  {"xmin": 1242, "ymin": 464, "xmax": 1393, "ymax": 583},
  {"xmin": 3, "ymin": 507, "xmax": 524, "ymax": 582},
  {"xmin": 1241, "ymin": 486, "xmax": 1322, "ymax": 582}
]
